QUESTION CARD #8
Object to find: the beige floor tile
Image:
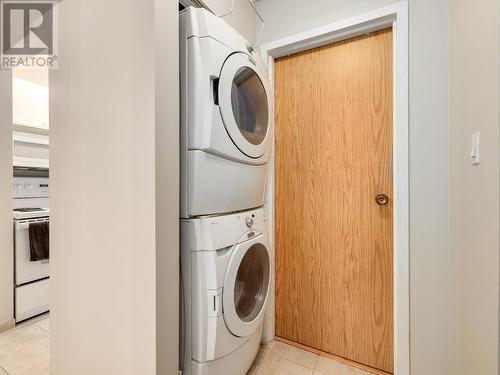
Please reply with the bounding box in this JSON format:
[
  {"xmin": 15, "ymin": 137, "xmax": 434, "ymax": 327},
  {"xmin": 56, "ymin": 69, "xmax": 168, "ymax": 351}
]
[
  {"xmin": 247, "ymin": 348, "xmax": 279, "ymax": 375},
  {"xmin": 14, "ymin": 314, "xmax": 49, "ymax": 331},
  {"xmin": 248, "ymin": 349, "xmax": 314, "ymax": 375},
  {"xmin": 18, "ymin": 363, "xmax": 49, "ymax": 375},
  {"xmin": 249, "ymin": 342, "xmax": 372, "ymax": 375},
  {"xmin": 314, "ymin": 356, "xmax": 373, "ymax": 375},
  {"xmin": 0, "ymin": 324, "xmax": 49, "ymax": 375},
  {"xmin": 273, "ymin": 357, "xmax": 314, "ymax": 375},
  {"xmin": 259, "ymin": 341, "xmax": 276, "ymax": 353},
  {"xmin": 36, "ymin": 319, "xmax": 49, "ymax": 334},
  {"xmin": 0, "ymin": 324, "xmax": 47, "ymax": 358},
  {"xmin": 270, "ymin": 341, "xmax": 319, "ymax": 369}
]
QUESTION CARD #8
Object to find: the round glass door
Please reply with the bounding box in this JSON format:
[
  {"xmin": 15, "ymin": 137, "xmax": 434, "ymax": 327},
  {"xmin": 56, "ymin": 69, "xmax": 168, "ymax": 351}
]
[
  {"xmin": 231, "ymin": 67, "xmax": 269, "ymax": 146},
  {"xmin": 219, "ymin": 53, "xmax": 272, "ymax": 159},
  {"xmin": 234, "ymin": 243, "xmax": 269, "ymax": 322},
  {"xmin": 223, "ymin": 238, "xmax": 271, "ymax": 337}
]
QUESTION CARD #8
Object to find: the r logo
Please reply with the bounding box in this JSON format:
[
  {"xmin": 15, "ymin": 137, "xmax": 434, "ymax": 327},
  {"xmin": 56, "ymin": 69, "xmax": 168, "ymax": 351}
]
[
  {"xmin": 3, "ymin": 2, "xmax": 53, "ymax": 54},
  {"xmin": 1, "ymin": 1, "xmax": 58, "ymax": 68}
]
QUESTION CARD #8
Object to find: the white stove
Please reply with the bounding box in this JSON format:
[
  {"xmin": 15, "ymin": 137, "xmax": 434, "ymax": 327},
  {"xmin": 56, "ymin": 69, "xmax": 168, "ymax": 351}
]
[{"xmin": 13, "ymin": 175, "xmax": 50, "ymax": 323}]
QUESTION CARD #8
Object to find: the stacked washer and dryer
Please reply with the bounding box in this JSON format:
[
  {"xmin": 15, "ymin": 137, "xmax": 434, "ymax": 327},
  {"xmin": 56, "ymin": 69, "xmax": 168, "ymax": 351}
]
[{"xmin": 180, "ymin": 7, "xmax": 273, "ymax": 375}]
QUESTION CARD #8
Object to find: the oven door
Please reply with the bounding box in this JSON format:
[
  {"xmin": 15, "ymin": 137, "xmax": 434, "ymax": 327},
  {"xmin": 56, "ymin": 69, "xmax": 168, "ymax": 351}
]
[{"xmin": 14, "ymin": 218, "xmax": 50, "ymax": 285}]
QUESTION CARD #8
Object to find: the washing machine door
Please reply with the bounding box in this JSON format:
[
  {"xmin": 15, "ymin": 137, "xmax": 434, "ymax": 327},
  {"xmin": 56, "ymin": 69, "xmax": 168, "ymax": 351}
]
[
  {"xmin": 218, "ymin": 52, "xmax": 271, "ymax": 159},
  {"xmin": 223, "ymin": 233, "xmax": 271, "ymax": 337}
]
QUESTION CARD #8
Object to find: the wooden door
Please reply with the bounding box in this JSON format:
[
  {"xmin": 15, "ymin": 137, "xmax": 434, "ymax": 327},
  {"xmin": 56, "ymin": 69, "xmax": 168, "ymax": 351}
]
[{"xmin": 274, "ymin": 29, "xmax": 393, "ymax": 373}]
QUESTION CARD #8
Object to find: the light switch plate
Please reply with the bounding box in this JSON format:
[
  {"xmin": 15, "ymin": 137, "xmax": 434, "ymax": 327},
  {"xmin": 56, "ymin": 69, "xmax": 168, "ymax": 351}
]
[{"xmin": 471, "ymin": 131, "xmax": 480, "ymax": 165}]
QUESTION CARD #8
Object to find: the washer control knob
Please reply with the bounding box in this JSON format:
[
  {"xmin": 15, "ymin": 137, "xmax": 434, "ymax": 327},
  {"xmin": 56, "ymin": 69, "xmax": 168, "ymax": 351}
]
[
  {"xmin": 246, "ymin": 217, "xmax": 254, "ymax": 228},
  {"xmin": 24, "ymin": 184, "xmax": 31, "ymax": 190}
]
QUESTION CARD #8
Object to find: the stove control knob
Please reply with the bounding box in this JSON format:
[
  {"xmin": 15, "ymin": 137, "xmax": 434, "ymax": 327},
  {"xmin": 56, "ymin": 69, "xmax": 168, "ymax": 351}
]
[
  {"xmin": 246, "ymin": 217, "xmax": 254, "ymax": 228},
  {"xmin": 24, "ymin": 184, "xmax": 32, "ymax": 190}
]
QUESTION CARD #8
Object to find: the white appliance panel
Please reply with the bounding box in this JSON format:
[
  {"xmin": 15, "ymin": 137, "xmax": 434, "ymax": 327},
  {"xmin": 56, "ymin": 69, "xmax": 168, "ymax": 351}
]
[
  {"xmin": 183, "ymin": 150, "xmax": 267, "ymax": 218},
  {"xmin": 14, "ymin": 218, "xmax": 50, "ymax": 285},
  {"xmin": 15, "ymin": 278, "xmax": 50, "ymax": 322},
  {"xmin": 181, "ymin": 208, "xmax": 269, "ymax": 375},
  {"xmin": 12, "ymin": 176, "xmax": 49, "ymax": 199},
  {"xmin": 180, "ymin": 7, "xmax": 272, "ymax": 218}
]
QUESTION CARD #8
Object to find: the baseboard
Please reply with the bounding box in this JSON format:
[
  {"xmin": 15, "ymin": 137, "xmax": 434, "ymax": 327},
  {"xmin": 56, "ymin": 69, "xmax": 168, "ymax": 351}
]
[
  {"xmin": 0, "ymin": 318, "xmax": 15, "ymax": 334},
  {"xmin": 275, "ymin": 336, "xmax": 392, "ymax": 375}
]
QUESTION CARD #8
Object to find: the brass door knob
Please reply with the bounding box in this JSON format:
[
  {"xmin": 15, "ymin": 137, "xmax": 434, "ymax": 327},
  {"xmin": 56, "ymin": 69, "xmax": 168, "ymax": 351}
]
[{"xmin": 375, "ymin": 194, "xmax": 389, "ymax": 206}]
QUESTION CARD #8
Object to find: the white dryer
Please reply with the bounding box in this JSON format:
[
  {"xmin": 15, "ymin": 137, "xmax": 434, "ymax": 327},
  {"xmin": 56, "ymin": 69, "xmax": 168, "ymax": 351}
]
[
  {"xmin": 181, "ymin": 208, "xmax": 271, "ymax": 375},
  {"xmin": 180, "ymin": 7, "xmax": 273, "ymax": 218}
]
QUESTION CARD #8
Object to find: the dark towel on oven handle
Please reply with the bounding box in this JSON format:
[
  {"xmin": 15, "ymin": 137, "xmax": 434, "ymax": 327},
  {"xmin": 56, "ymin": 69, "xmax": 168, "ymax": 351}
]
[{"xmin": 28, "ymin": 221, "xmax": 49, "ymax": 262}]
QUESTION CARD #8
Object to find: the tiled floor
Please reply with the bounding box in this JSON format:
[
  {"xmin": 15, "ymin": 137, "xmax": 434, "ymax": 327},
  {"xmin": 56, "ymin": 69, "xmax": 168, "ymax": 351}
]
[
  {"xmin": 248, "ymin": 341, "xmax": 377, "ymax": 375},
  {"xmin": 0, "ymin": 315, "xmax": 49, "ymax": 375},
  {"xmin": 0, "ymin": 318, "xmax": 374, "ymax": 375}
]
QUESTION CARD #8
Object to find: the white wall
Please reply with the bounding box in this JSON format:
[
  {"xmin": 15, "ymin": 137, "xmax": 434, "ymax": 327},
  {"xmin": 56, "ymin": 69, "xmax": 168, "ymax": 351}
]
[
  {"xmin": 255, "ymin": 1, "xmax": 451, "ymax": 374},
  {"xmin": 155, "ymin": 0, "xmax": 180, "ymax": 373},
  {"xmin": 449, "ymin": 0, "xmax": 500, "ymax": 374},
  {"xmin": 196, "ymin": 0, "xmax": 263, "ymax": 46},
  {"xmin": 407, "ymin": 1, "xmax": 450, "ymax": 373},
  {"xmin": 13, "ymin": 142, "xmax": 49, "ymax": 160},
  {"xmin": 0, "ymin": 71, "xmax": 14, "ymax": 332},
  {"xmin": 13, "ymin": 67, "xmax": 49, "ymax": 130},
  {"xmin": 12, "ymin": 67, "xmax": 50, "ymax": 162},
  {"xmin": 50, "ymin": 0, "xmax": 178, "ymax": 373},
  {"xmin": 222, "ymin": 0, "xmax": 263, "ymax": 46}
]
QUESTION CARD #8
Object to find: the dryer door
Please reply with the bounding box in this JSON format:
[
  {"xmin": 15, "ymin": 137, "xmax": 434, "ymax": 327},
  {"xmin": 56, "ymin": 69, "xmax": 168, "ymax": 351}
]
[
  {"xmin": 223, "ymin": 233, "xmax": 271, "ymax": 337},
  {"xmin": 219, "ymin": 53, "xmax": 271, "ymax": 159}
]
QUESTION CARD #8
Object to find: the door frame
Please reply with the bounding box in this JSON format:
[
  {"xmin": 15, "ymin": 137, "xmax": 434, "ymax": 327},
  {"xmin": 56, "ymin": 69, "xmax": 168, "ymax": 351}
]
[{"xmin": 259, "ymin": 2, "xmax": 409, "ymax": 374}]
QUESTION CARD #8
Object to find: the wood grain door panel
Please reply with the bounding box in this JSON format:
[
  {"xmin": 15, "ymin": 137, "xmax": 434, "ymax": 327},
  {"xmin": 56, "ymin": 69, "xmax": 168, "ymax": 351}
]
[{"xmin": 274, "ymin": 29, "xmax": 393, "ymax": 373}]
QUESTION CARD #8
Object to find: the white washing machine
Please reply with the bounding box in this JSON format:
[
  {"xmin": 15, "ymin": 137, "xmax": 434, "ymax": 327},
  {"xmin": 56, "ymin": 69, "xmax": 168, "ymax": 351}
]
[
  {"xmin": 180, "ymin": 7, "xmax": 273, "ymax": 218},
  {"xmin": 181, "ymin": 208, "xmax": 271, "ymax": 375}
]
